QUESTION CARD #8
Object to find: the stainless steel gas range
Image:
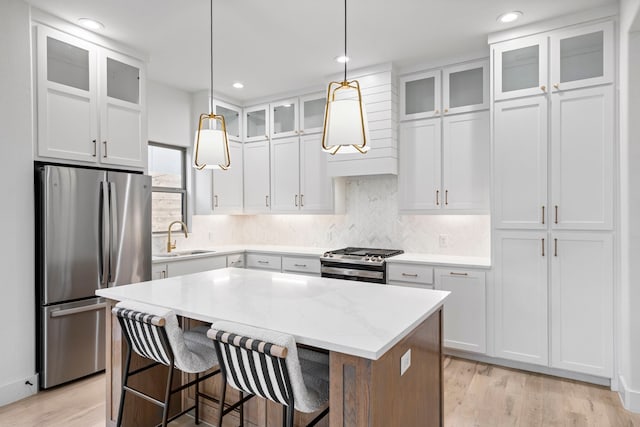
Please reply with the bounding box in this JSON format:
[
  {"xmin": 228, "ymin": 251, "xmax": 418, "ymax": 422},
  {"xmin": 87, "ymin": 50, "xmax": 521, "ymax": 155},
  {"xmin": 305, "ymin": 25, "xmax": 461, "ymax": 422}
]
[{"xmin": 320, "ymin": 247, "xmax": 404, "ymax": 284}]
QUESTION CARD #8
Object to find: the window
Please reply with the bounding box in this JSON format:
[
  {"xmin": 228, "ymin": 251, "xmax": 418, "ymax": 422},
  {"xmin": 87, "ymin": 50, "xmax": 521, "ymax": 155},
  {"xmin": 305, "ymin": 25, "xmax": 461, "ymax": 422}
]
[{"xmin": 148, "ymin": 143, "xmax": 187, "ymax": 233}]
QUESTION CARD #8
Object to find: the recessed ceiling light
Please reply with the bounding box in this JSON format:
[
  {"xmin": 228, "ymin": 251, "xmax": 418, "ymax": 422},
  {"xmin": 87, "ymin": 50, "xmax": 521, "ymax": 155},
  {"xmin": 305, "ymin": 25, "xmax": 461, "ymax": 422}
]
[
  {"xmin": 335, "ymin": 55, "xmax": 350, "ymax": 63},
  {"xmin": 232, "ymin": 82, "xmax": 244, "ymax": 89},
  {"xmin": 497, "ymin": 11, "xmax": 523, "ymax": 23},
  {"xmin": 78, "ymin": 18, "xmax": 105, "ymax": 30}
]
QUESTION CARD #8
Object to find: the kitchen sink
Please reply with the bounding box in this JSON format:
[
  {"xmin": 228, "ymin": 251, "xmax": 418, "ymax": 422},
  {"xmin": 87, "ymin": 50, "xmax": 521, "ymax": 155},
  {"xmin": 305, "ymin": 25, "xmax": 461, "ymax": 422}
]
[{"xmin": 155, "ymin": 250, "xmax": 216, "ymax": 258}]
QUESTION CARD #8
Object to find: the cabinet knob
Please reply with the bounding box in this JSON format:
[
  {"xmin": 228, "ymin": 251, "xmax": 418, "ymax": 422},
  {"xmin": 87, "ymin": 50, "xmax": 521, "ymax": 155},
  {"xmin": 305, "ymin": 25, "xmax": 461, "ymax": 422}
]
[
  {"xmin": 434, "ymin": 109, "xmax": 440, "ymax": 115},
  {"xmin": 540, "ymin": 85, "xmax": 547, "ymax": 92},
  {"xmin": 444, "ymin": 108, "xmax": 449, "ymax": 113},
  {"xmin": 553, "ymin": 83, "xmax": 560, "ymax": 90}
]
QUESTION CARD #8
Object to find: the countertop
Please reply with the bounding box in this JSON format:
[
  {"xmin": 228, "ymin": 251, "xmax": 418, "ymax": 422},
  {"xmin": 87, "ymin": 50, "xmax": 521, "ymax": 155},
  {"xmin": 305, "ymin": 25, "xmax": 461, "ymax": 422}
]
[{"xmin": 96, "ymin": 268, "xmax": 449, "ymax": 360}]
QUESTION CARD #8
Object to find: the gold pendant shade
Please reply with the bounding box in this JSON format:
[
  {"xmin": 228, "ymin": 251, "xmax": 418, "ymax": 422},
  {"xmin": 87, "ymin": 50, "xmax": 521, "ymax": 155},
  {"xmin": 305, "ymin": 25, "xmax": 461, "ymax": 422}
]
[
  {"xmin": 193, "ymin": 113, "xmax": 230, "ymax": 170},
  {"xmin": 321, "ymin": 80, "xmax": 370, "ymax": 155}
]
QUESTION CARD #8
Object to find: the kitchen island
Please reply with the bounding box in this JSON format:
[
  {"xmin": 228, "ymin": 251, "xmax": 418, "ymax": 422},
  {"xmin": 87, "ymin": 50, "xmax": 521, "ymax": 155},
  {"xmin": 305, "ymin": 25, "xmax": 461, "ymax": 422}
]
[{"xmin": 96, "ymin": 268, "xmax": 449, "ymax": 426}]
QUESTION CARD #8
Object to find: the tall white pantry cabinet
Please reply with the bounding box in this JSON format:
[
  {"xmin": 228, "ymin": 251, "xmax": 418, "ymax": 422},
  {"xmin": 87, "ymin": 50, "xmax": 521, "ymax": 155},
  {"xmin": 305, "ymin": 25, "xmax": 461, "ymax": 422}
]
[{"xmin": 491, "ymin": 19, "xmax": 615, "ymax": 378}]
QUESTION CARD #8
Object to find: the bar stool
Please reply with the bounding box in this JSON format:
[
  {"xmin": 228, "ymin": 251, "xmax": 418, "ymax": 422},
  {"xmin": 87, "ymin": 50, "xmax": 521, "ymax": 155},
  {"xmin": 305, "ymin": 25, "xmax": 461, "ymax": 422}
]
[
  {"xmin": 113, "ymin": 300, "xmax": 220, "ymax": 427},
  {"xmin": 207, "ymin": 321, "xmax": 330, "ymax": 427}
]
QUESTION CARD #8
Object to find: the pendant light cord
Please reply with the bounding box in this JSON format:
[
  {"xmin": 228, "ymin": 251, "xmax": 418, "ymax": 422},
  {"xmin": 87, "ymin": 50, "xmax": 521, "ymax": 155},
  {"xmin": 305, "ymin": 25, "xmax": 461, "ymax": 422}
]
[
  {"xmin": 344, "ymin": 0, "xmax": 347, "ymax": 82},
  {"xmin": 210, "ymin": 0, "xmax": 214, "ymax": 114}
]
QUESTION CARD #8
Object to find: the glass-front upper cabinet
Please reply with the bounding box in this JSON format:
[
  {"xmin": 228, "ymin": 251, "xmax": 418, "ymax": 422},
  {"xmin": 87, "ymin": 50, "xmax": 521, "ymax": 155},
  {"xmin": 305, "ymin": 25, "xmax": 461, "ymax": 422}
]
[
  {"xmin": 214, "ymin": 101, "xmax": 242, "ymax": 141},
  {"xmin": 299, "ymin": 93, "xmax": 326, "ymax": 134},
  {"xmin": 270, "ymin": 98, "xmax": 299, "ymax": 138},
  {"xmin": 443, "ymin": 60, "xmax": 489, "ymax": 115},
  {"xmin": 550, "ymin": 21, "xmax": 613, "ymax": 92},
  {"xmin": 494, "ymin": 34, "xmax": 548, "ymax": 101},
  {"xmin": 400, "ymin": 70, "xmax": 441, "ymax": 120},
  {"xmin": 244, "ymin": 104, "xmax": 269, "ymax": 142}
]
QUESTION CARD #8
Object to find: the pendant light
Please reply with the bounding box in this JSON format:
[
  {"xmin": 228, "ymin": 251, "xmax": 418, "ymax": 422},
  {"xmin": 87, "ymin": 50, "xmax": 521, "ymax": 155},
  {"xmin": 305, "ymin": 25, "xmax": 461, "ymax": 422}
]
[
  {"xmin": 193, "ymin": 0, "xmax": 231, "ymax": 170},
  {"xmin": 321, "ymin": 0, "xmax": 370, "ymax": 155}
]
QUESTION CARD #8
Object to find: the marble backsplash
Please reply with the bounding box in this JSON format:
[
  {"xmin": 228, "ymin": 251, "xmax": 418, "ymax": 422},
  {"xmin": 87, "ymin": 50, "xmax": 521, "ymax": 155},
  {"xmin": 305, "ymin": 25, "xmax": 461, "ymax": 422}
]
[{"xmin": 153, "ymin": 175, "xmax": 491, "ymax": 257}]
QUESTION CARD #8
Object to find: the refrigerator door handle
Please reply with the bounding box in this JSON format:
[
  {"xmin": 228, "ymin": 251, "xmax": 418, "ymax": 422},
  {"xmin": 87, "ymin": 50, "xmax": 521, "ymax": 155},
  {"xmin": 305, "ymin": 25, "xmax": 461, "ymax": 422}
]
[
  {"xmin": 109, "ymin": 182, "xmax": 118, "ymax": 286},
  {"xmin": 100, "ymin": 181, "xmax": 110, "ymax": 288},
  {"xmin": 50, "ymin": 302, "xmax": 108, "ymax": 318}
]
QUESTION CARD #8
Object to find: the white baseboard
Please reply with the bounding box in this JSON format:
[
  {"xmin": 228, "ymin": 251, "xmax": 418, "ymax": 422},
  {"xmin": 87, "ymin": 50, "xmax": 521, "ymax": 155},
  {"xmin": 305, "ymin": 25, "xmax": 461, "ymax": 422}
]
[
  {"xmin": 0, "ymin": 374, "xmax": 38, "ymax": 407},
  {"xmin": 619, "ymin": 375, "xmax": 640, "ymax": 413}
]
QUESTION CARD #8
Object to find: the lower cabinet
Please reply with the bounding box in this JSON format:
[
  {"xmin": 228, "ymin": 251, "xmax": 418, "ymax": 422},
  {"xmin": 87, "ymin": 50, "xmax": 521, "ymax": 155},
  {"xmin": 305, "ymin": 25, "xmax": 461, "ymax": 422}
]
[
  {"xmin": 281, "ymin": 255, "xmax": 320, "ymax": 276},
  {"xmin": 245, "ymin": 252, "xmax": 282, "ymax": 271},
  {"xmin": 387, "ymin": 263, "xmax": 434, "ymax": 289},
  {"xmin": 152, "ymin": 263, "xmax": 168, "ymax": 280},
  {"xmin": 434, "ymin": 268, "xmax": 486, "ymax": 354},
  {"xmin": 165, "ymin": 255, "xmax": 227, "ymax": 277},
  {"xmin": 227, "ymin": 253, "xmax": 245, "ymax": 268},
  {"xmin": 494, "ymin": 230, "xmax": 613, "ymax": 376}
]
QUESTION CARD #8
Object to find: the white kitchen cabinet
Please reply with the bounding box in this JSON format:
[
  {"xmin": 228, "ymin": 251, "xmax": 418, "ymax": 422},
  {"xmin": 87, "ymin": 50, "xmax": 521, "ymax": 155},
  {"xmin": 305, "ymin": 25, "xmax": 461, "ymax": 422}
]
[
  {"xmin": 299, "ymin": 93, "xmax": 326, "ymax": 134},
  {"xmin": 282, "ymin": 256, "xmax": 321, "ymax": 276},
  {"xmin": 400, "ymin": 70, "xmax": 441, "ymax": 121},
  {"xmin": 152, "ymin": 263, "xmax": 168, "ymax": 280},
  {"xmin": 442, "ymin": 60, "xmax": 489, "ymax": 115},
  {"xmin": 270, "ymin": 136, "xmax": 300, "ymax": 212},
  {"xmin": 299, "ymin": 134, "xmax": 333, "ymax": 213},
  {"xmin": 550, "ymin": 86, "xmax": 613, "ymax": 230},
  {"xmin": 434, "ymin": 268, "xmax": 486, "ymax": 354},
  {"xmin": 494, "ymin": 230, "xmax": 549, "ymax": 366},
  {"xmin": 166, "ymin": 255, "xmax": 227, "ymax": 277},
  {"xmin": 245, "ymin": 253, "xmax": 281, "ymax": 271},
  {"xmin": 212, "ymin": 141, "xmax": 243, "ymax": 214},
  {"xmin": 387, "ymin": 263, "xmax": 434, "ymax": 289},
  {"xmin": 493, "ymin": 97, "xmax": 548, "ymax": 229},
  {"xmin": 494, "ymin": 34, "xmax": 548, "ymax": 101},
  {"xmin": 550, "ymin": 232, "xmax": 613, "ymax": 377},
  {"xmin": 227, "ymin": 253, "xmax": 245, "ymax": 268},
  {"xmin": 549, "ymin": 21, "xmax": 614, "ymax": 92},
  {"xmin": 398, "ymin": 119, "xmax": 441, "ymax": 211},
  {"xmin": 270, "ymin": 98, "xmax": 299, "ymax": 139},
  {"xmin": 399, "ymin": 111, "xmax": 489, "ymax": 213},
  {"xmin": 244, "ymin": 104, "xmax": 269, "ymax": 142},
  {"xmin": 243, "ymin": 140, "xmax": 271, "ymax": 213},
  {"xmin": 214, "ymin": 100, "xmax": 242, "ymax": 141},
  {"xmin": 36, "ymin": 25, "xmax": 146, "ymax": 169}
]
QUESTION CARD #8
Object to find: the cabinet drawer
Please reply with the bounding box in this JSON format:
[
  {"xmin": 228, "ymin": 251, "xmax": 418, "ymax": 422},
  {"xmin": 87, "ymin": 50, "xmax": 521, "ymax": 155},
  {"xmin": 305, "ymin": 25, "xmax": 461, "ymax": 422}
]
[
  {"xmin": 227, "ymin": 253, "xmax": 245, "ymax": 268},
  {"xmin": 167, "ymin": 256, "xmax": 227, "ymax": 277},
  {"xmin": 387, "ymin": 263, "xmax": 434, "ymax": 285},
  {"xmin": 246, "ymin": 253, "xmax": 282, "ymax": 271},
  {"xmin": 282, "ymin": 256, "xmax": 320, "ymax": 274}
]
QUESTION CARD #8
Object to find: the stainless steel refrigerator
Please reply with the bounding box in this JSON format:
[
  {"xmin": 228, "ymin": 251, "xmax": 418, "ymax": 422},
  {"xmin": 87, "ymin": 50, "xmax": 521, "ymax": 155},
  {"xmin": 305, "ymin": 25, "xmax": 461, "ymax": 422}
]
[{"xmin": 36, "ymin": 164, "xmax": 151, "ymax": 389}]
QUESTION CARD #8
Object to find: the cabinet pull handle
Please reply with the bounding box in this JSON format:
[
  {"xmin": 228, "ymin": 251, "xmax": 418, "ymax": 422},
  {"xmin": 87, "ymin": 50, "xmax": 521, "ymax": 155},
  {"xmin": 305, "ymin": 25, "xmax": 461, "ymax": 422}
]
[
  {"xmin": 258, "ymin": 260, "xmax": 269, "ymax": 264},
  {"xmin": 402, "ymin": 273, "xmax": 418, "ymax": 277},
  {"xmin": 161, "ymin": 270, "xmax": 166, "ymax": 278},
  {"xmin": 540, "ymin": 85, "xmax": 547, "ymax": 92},
  {"xmin": 445, "ymin": 190, "xmax": 449, "ymax": 206},
  {"xmin": 92, "ymin": 139, "xmax": 97, "ymax": 157},
  {"xmin": 294, "ymin": 264, "xmax": 307, "ymax": 267},
  {"xmin": 554, "ymin": 238, "xmax": 558, "ymax": 257},
  {"xmin": 449, "ymin": 272, "xmax": 468, "ymax": 276},
  {"xmin": 214, "ymin": 195, "xmax": 218, "ymax": 207},
  {"xmin": 295, "ymin": 194, "xmax": 298, "ymax": 207},
  {"xmin": 265, "ymin": 195, "xmax": 269, "ymax": 207},
  {"xmin": 542, "ymin": 238, "xmax": 545, "ymax": 257},
  {"xmin": 555, "ymin": 205, "xmax": 558, "ymax": 224},
  {"xmin": 300, "ymin": 194, "xmax": 304, "ymax": 207},
  {"xmin": 103, "ymin": 141, "xmax": 108, "ymax": 158},
  {"xmin": 542, "ymin": 206, "xmax": 545, "ymax": 224},
  {"xmin": 436, "ymin": 190, "xmax": 440, "ymax": 206}
]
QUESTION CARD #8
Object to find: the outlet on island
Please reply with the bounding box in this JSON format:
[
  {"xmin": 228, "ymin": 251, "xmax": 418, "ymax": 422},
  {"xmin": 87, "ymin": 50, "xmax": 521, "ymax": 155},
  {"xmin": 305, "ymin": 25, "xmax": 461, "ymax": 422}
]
[{"xmin": 401, "ymin": 348, "xmax": 412, "ymax": 376}]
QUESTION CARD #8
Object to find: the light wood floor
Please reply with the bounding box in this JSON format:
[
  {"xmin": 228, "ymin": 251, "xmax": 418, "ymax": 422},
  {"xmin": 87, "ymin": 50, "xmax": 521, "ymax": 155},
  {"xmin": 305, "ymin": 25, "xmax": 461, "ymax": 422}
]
[{"xmin": 1, "ymin": 357, "xmax": 638, "ymax": 427}]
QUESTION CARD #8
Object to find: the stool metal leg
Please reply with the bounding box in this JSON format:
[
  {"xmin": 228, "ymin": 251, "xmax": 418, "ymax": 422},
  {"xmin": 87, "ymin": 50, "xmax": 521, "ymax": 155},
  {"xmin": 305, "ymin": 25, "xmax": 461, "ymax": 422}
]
[
  {"xmin": 195, "ymin": 372, "xmax": 200, "ymax": 425},
  {"xmin": 239, "ymin": 391, "xmax": 244, "ymax": 426},
  {"xmin": 161, "ymin": 363, "xmax": 175, "ymax": 427},
  {"xmin": 116, "ymin": 344, "xmax": 133, "ymax": 427},
  {"xmin": 217, "ymin": 375, "xmax": 227, "ymax": 427},
  {"xmin": 285, "ymin": 404, "xmax": 294, "ymax": 427}
]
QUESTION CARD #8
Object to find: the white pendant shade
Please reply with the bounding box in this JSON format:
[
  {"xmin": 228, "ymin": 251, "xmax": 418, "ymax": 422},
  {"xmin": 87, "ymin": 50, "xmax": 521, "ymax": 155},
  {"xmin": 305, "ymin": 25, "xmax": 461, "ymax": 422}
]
[
  {"xmin": 193, "ymin": 129, "xmax": 230, "ymax": 169},
  {"xmin": 323, "ymin": 98, "xmax": 370, "ymax": 153}
]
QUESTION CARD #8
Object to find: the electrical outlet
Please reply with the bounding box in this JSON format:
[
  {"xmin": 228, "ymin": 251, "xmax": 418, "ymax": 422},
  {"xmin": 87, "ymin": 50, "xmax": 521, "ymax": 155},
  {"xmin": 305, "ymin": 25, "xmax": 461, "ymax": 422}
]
[
  {"xmin": 439, "ymin": 234, "xmax": 449, "ymax": 248},
  {"xmin": 208, "ymin": 231, "xmax": 214, "ymax": 241},
  {"xmin": 400, "ymin": 349, "xmax": 411, "ymax": 376}
]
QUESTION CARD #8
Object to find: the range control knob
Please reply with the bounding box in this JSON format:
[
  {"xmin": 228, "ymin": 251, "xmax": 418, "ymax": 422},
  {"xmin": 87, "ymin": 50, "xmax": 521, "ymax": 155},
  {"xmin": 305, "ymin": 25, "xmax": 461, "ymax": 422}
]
[
  {"xmin": 364, "ymin": 256, "xmax": 370, "ymax": 261},
  {"xmin": 323, "ymin": 252, "xmax": 331, "ymax": 258}
]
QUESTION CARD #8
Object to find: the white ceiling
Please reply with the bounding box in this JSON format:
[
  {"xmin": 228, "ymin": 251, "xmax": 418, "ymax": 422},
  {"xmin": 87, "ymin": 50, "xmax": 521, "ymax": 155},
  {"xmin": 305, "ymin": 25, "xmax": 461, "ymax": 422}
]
[{"xmin": 26, "ymin": 0, "xmax": 615, "ymax": 103}]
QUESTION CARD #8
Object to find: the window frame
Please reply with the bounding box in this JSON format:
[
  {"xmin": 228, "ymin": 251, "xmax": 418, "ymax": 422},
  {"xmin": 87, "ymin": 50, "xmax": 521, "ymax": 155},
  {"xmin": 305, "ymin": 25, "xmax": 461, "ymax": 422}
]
[{"xmin": 148, "ymin": 141, "xmax": 187, "ymax": 235}]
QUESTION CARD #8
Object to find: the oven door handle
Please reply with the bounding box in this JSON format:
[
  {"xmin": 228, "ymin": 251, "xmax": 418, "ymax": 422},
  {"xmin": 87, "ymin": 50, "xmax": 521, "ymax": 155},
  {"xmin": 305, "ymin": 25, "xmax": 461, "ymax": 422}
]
[{"xmin": 321, "ymin": 266, "xmax": 384, "ymax": 280}]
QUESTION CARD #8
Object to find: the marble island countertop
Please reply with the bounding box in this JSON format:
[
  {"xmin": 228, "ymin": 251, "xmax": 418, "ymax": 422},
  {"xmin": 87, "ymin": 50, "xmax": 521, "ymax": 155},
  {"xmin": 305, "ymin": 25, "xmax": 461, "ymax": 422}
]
[{"xmin": 96, "ymin": 267, "xmax": 449, "ymax": 360}]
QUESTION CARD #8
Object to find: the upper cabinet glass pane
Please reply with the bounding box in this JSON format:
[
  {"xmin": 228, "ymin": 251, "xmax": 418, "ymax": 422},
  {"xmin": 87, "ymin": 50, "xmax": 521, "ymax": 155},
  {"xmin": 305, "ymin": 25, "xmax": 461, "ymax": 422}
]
[
  {"xmin": 247, "ymin": 109, "xmax": 266, "ymax": 138},
  {"xmin": 106, "ymin": 57, "xmax": 140, "ymax": 104},
  {"xmin": 502, "ymin": 45, "xmax": 539, "ymax": 93},
  {"xmin": 217, "ymin": 105, "xmax": 240, "ymax": 138},
  {"xmin": 405, "ymin": 77, "xmax": 435, "ymax": 114},
  {"xmin": 449, "ymin": 67, "xmax": 483, "ymax": 108},
  {"xmin": 560, "ymin": 31, "xmax": 604, "ymax": 83},
  {"xmin": 303, "ymin": 98, "xmax": 326, "ymax": 130},
  {"xmin": 272, "ymin": 104, "xmax": 295, "ymax": 135},
  {"xmin": 47, "ymin": 37, "xmax": 90, "ymax": 91}
]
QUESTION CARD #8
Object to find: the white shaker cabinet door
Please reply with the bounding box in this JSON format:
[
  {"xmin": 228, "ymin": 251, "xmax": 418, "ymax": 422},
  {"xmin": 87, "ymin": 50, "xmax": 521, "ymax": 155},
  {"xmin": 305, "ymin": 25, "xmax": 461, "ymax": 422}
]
[
  {"xmin": 243, "ymin": 141, "xmax": 271, "ymax": 213},
  {"xmin": 212, "ymin": 141, "xmax": 243, "ymax": 214},
  {"xmin": 493, "ymin": 97, "xmax": 548, "ymax": 229},
  {"xmin": 300, "ymin": 134, "xmax": 333, "ymax": 213},
  {"xmin": 270, "ymin": 136, "xmax": 300, "ymax": 213},
  {"xmin": 550, "ymin": 232, "xmax": 613, "ymax": 377},
  {"xmin": 550, "ymin": 86, "xmax": 613, "ymax": 230},
  {"xmin": 435, "ymin": 269, "xmax": 486, "ymax": 354},
  {"xmin": 493, "ymin": 34, "xmax": 548, "ymax": 101},
  {"xmin": 494, "ymin": 230, "xmax": 549, "ymax": 366},
  {"xmin": 442, "ymin": 111, "xmax": 490, "ymax": 211},
  {"xmin": 398, "ymin": 119, "xmax": 442, "ymax": 211}
]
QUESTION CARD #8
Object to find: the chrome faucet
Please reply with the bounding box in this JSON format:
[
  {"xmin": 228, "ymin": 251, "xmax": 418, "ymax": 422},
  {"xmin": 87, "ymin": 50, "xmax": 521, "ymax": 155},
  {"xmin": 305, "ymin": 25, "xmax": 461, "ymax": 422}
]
[{"xmin": 167, "ymin": 220, "xmax": 188, "ymax": 253}]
